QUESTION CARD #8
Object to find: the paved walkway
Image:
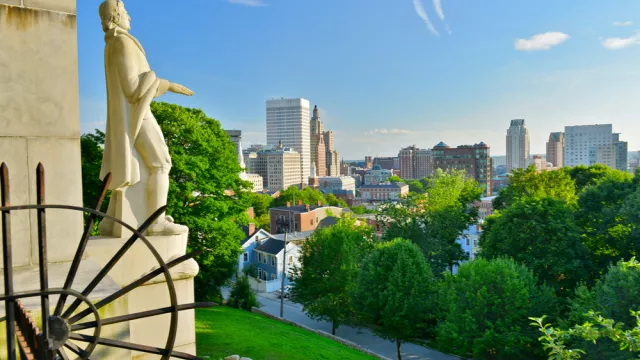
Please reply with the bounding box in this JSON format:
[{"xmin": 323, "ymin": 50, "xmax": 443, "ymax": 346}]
[{"xmin": 254, "ymin": 292, "xmax": 459, "ymax": 360}]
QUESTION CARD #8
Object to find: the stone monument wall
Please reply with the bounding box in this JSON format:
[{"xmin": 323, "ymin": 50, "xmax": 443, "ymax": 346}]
[{"xmin": 0, "ymin": 0, "xmax": 83, "ymax": 266}]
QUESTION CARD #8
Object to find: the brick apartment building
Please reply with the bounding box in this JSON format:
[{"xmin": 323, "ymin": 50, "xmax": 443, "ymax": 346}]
[
  {"xmin": 269, "ymin": 201, "xmax": 344, "ymax": 234},
  {"xmin": 432, "ymin": 141, "xmax": 492, "ymax": 196}
]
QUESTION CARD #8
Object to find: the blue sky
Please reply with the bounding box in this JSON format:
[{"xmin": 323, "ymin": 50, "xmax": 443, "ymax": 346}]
[{"xmin": 78, "ymin": 0, "xmax": 640, "ymax": 158}]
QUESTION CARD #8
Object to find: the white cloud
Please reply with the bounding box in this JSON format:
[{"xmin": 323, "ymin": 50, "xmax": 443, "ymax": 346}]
[
  {"xmin": 228, "ymin": 0, "xmax": 267, "ymax": 7},
  {"xmin": 365, "ymin": 128, "xmax": 414, "ymax": 136},
  {"xmin": 514, "ymin": 32, "xmax": 570, "ymax": 51},
  {"xmin": 433, "ymin": 0, "xmax": 445, "ymax": 21},
  {"xmin": 613, "ymin": 21, "xmax": 633, "ymax": 27},
  {"xmin": 602, "ymin": 33, "xmax": 640, "ymax": 49},
  {"xmin": 413, "ymin": 0, "xmax": 439, "ymax": 36}
]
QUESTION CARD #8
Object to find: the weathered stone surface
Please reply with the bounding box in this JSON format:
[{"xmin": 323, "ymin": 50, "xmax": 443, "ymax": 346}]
[{"xmin": 23, "ymin": 0, "xmax": 75, "ymax": 14}]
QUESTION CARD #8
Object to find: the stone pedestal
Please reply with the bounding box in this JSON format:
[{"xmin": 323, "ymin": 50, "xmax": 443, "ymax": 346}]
[
  {"xmin": 86, "ymin": 232, "xmax": 199, "ymax": 359},
  {"xmin": 0, "ymin": 1, "xmax": 83, "ymax": 267}
]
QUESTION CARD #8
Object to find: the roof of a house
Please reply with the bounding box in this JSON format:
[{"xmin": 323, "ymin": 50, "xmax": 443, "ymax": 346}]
[
  {"xmin": 240, "ymin": 228, "xmax": 266, "ymax": 246},
  {"xmin": 255, "ymin": 238, "xmax": 285, "ymax": 255},
  {"xmin": 318, "ymin": 216, "xmax": 338, "ymax": 229},
  {"xmin": 271, "ymin": 230, "xmax": 314, "ymax": 242},
  {"xmin": 270, "ymin": 204, "xmax": 342, "ymax": 213}
]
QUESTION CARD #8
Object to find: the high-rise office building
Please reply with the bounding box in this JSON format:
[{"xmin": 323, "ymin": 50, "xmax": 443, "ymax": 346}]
[
  {"xmin": 546, "ymin": 132, "xmax": 564, "ymax": 168},
  {"xmin": 564, "ymin": 124, "xmax": 627, "ymax": 171},
  {"xmin": 254, "ymin": 141, "xmax": 302, "ymax": 191},
  {"xmin": 310, "ymin": 105, "xmax": 327, "ymax": 177},
  {"xmin": 506, "ymin": 119, "xmax": 530, "ymax": 172},
  {"xmin": 432, "ymin": 142, "xmax": 492, "ymax": 196},
  {"xmin": 266, "ymin": 98, "xmax": 311, "ymax": 185},
  {"xmin": 399, "ymin": 145, "xmax": 433, "ymax": 180},
  {"xmin": 324, "ymin": 130, "xmax": 340, "ymax": 176}
]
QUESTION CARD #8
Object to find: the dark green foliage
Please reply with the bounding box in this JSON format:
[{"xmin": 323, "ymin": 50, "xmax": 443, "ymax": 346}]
[
  {"xmin": 228, "ymin": 274, "xmax": 259, "ymax": 311},
  {"xmin": 387, "ymin": 175, "xmax": 402, "ymax": 183},
  {"xmin": 326, "ymin": 193, "xmax": 348, "ymax": 207},
  {"xmin": 480, "ymin": 196, "xmax": 589, "ymax": 296},
  {"xmin": 349, "ymin": 205, "xmax": 374, "ymax": 215},
  {"xmin": 437, "ymin": 258, "xmax": 557, "ymax": 360},
  {"xmin": 290, "ymin": 217, "xmax": 373, "ymax": 335},
  {"xmin": 151, "ymin": 102, "xmax": 251, "ymax": 302},
  {"xmin": 273, "ymin": 186, "xmax": 328, "ymax": 207},
  {"xmin": 354, "ymin": 239, "xmax": 436, "ymax": 360},
  {"xmin": 493, "ymin": 165, "xmax": 577, "ymax": 210},
  {"xmin": 378, "ymin": 169, "xmax": 481, "ymax": 275},
  {"xmin": 80, "ymin": 130, "xmax": 110, "ymax": 232},
  {"xmin": 564, "ymin": 164, "xmax": 632, "ymax": 193}
]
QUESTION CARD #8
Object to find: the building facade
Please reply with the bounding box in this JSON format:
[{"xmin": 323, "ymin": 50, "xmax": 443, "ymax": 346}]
[
  {"xmin": 399, "ymin": 145, "xmax": 433, "ymax": 180},
  {"xmin": 227, "ymin": 129, "xmax": 264, "ymax": 192},
  {"xmin": 253, "ymin": 143, "xmax": 302, "ymax": 191},
  {"xmin": 432, "ymin": 142, "xmax": 492, "ymax": 196},
  {"xmin": 365, "ymin": 156, "xmax": 373, "ymax": 169},
  {"xmin": 372, "ymin": 157, "xmax": 396, "ymax": 170},
  {"xmin": 506, "ymin": 119, "xmax": 530, "ymax": 172},
  {"xmin": 364, "ymin": 165, "xmax": 393, "ymax": 185},
  {"xmin": 324, "ymin": 130, "xmax": 340, "ymax": 176},
  {"xmin": 266, "ymin": 98, "xmax": 311, "ymax": 184},
  {"xmin": 546, "ymin": 132, "xmax": 564, "ymax": 168},
  {"xmin": 564, "ymin": 124, "xmax": 627, "ymax": 171},
  {"xmin": 317, "ymin": 176, "xmax": 357, "ymax": 196},
  {"xmin": 269, "ymin": 203, "xmax": 344, "ymax": 234},
  {"xmin": 360, "ymin": 183, "xmax": 410, "ymax": 201},
  {"xmin": 310, "ymin": 105, "xmax": 327, "ymax": 177}
]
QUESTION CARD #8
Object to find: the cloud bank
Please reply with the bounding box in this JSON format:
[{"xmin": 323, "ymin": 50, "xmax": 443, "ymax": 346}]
[
  {"xmin": 365, "ymin": 128, "xmax": 414, "ymax": 136},
  {"xmin": 515, "ymin": 32, "xmax": 570, "ymax": 51},
  {"xmin": 613, "ymin": 21, "xmax": 633, "ymax": 27},
  {"xmin": 602, "ymin": 33, "xmax": 640, "ymax": 50}
]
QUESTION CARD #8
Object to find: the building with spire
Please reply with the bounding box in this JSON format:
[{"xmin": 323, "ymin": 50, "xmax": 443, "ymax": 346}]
[
  {"xmin": 506, "ymin": 119, "xmax": 530, "ymax": 172},
  {"xmin": 310, "ymin": 105, "xmax": 327, "ymax": 177},
  {"xmin": 226, "ymin": 130, "xmax": 264, "ymax": 192}
]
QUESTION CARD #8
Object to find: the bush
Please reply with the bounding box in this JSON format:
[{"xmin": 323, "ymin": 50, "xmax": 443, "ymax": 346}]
[{"xmin": 228, "ymin": 275, "xmax": 259, "ymax": 311}]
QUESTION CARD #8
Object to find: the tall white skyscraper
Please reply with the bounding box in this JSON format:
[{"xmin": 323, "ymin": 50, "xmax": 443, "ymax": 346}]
[
  {"xmin": 506, "ymin": 119, "xmax": 530, "ymax": 172},
  {"xmin": 564, "ymin": 124, "xmax": 627, "ymax": 171},
  {"xmin": 266, "ymin": 98, "xmax": 311, "ymax": 185}
]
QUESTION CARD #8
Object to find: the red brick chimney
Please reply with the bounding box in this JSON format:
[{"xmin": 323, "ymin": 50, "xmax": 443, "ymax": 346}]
[
  {"xmin": 305, "ymin": 204, "xmax": 310, "ymax": 212},
  {"xmin": 286, "ymin": 201, "xmax": 291, "ymax": 207},
  {"xmin": 247, "ymin": 223, "xmax": 256, "ymax": 237},
  {"xmin": 298, "ymin": 200, "xmax": 303, "ymax": 206}
]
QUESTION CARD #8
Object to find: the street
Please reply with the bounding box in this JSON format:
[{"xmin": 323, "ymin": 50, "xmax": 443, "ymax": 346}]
[{"xmin": 254, "ymin": 292, "xmax": 460, "ymax": 360}]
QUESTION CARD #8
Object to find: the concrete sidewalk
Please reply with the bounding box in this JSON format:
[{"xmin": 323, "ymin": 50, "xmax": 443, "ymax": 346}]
[{"xmin": 255, "ymin": 293, "xmax": 459, "ymax": 360}]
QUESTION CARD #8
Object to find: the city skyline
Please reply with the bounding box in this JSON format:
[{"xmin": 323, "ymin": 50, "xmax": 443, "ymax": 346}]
[{"xmin": 77, "ymin": 0, "xmax": 640, "ymax": 159}]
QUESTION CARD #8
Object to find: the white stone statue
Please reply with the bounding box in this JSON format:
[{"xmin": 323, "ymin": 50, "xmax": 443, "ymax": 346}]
[{"xmin": 97, "ymin": 0, "xmax": 193, "ymax": 236}]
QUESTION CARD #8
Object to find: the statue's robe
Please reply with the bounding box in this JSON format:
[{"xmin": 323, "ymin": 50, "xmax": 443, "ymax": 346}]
[{"xmin": 99, "ymin": 27, "xmax": 170, "ymax": 190}]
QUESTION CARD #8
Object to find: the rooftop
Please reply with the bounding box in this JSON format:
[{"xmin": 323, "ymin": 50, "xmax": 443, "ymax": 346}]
[
  {"xmin": 255, "ymin": 238, "xmax": 285, "ymax": 255},
  {"xmin": 270, "ymin": 204, "xmax": 343, "ymax": 213},
  {"xmin": 360, "ymin": 183, "xmax": 407, "ymax": 189},
  {"xmin": 272, "ymin": 230, "xmax": 314, "ymax": 242}
]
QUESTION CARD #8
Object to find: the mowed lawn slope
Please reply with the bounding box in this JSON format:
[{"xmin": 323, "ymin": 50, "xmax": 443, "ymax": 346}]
[{"xmin": 196, "ymin": 307, "xmax": 377, "ymax": 360}]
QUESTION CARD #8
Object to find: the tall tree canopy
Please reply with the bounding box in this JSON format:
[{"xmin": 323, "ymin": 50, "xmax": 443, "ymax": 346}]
[
  {"xmin": 354, "ymin": 239, "xmax": 436, "ymax": 360},
  {"xmin": 480, "ymin": 196, "xmax": 589, "ymax": 296},
  {"xmin": 378, "ymin": 169, "xmax": 481, "ymax": 274},
  {"xmin": 151, "ymin": 101, "xmax": 251, "ymax": 301},
  {"xmin": 290, "ymin": 216, "xmax": 373, "ymax": 335},
  {"xmin": 437, "ymin": 257, "xmax": 557, "ymax": 360},
  {"xmin": 493, "ymin": 166, "xmax": 577, "ymax": 210},
  {"xmin": 80, "ymin": 130, "xmax": 109, "ymax": 225}
]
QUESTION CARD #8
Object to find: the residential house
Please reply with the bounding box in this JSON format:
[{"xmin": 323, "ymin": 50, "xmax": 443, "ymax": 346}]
[{"xmin": 269, "ymin": 201, "xmax": 344, "ymax": 234}]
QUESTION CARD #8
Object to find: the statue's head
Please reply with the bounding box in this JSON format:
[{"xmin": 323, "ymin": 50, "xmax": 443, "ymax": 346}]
[{"xmin": 99, "ymin": 0, "xmax": 131, "ymax": 33}]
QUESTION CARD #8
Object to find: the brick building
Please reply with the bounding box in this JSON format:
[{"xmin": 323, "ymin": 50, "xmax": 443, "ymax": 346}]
[
  {"xmin": 269, "ymin": 202, "xmax": 344, "ymax": 234},
  {"xmin": 432, "ymin": 141, "xmax": 492, "ymax": 196}
]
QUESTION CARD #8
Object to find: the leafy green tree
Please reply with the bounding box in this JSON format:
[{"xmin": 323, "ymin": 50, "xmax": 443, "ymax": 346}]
[
  {"xmin": 564, "ymin": 164, "xmax": 632, "ymax": 193},
  {"xmin": 349, "ymin": 205, "xmax": 373, "ymax": 215},
  {"xmin": 480, "ymin": 196, "xmax": 589, "ymax": 296},
  {"xmin": 406, "ymin": 180, "xmax": 424, "ymax": 194},
  {"xmin": 354, "ymin": 239, "xmax": 436, "ymax": 360},
  {"xmin": 576, "ymin": 177, "xmax": 638, "ymax": 273},
  {"xmin": 272, "ymin": 186, "xmax": 328, "ymax": 207},
  {"xmin": 326, "ymin": 193, "xmax": 347, "ymax": 207},
  {"xmin": 437, "ymin": 258, "xmax": 557, "ymax": 360},
  {"xmin": 249, "ymin": 192, "xmax": 273, "ymax": 217},
  {"xmin": 290, "ymin": 217, "xmax": 373, "ymax": 335},
  {"xmin": 80, "ymin": 130, "xmax": 110, "ymax": 234},
  {"xmin": 493, "ymin": 166, "xmax": 577, "ymax": 210},
  {"xmin": 531, "ymin": 311, "xmax": 640, "ymax": 360},
  {"xmin": 152, "ymin": 102, "xmax": 251, "ymax": 302},
  {"xmin": 379, "ymin": 169, "xmax": 481, "ymax": 275},
  {"xmin": 228, "ymin": 274, "xmax": 259, "ymax": 311},
  {"xmin": 387, "ymin": 175, "xmax": 402, "ymax": 183}
]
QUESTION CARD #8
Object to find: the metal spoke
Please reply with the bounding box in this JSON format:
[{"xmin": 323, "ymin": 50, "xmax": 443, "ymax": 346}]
[
  {"xmin": 56, "ymin": 348, "xmax": 70, "ymax": 360},
  {"xmin": 69, "ymin": 250, "xmax": 201, "ymax": 324},
  {"xmin": 72, "ymin": 302, "xmax": 214, "ymax": 331},
  {"xmin": 61, "ymin": 205, "xmax": 167, "ymax": 319},
  {"xmin": 68, "ymin": 333, "xmax": 201, "ymax": 360},
  {"xmin": 36, "ymin": 163, "xmax": 50, "ymax": 345},
  {"xmin": 63, "ymin": 341, "xmax": 88, "ymax": 358},
  {"xmin": 54, "ymin": 173, "xmax": 111, "ymax": 317},
  {"xmin": 1, "ymin": 163, "xmax": 17, "ymax": 360}
]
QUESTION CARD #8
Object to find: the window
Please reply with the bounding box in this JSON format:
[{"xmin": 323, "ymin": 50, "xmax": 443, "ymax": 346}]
[
  {"xmin": 243, "ymin": 253, "xmax": 248, "ymax": 262},
  {"xmin": 263, "ymin": 271, "xmax": 268, "ymax": 281},
  {"xmin": 263, "ymin": 254, "xmax": 267, "ymax": 264},
  {"xmin": 257, "ymin": 253, "xmax": 262, "ymax": 263},
  {"xmin": 271, "ymin": 256, "xmax": 277, "ymax": 266},
  {"xmin": 288, "ymin": 256, "xmax": 293, "ymax": 265},
  {"xmin": 258, "ymin": 268, "xmax": 262, "ymax": 279}
]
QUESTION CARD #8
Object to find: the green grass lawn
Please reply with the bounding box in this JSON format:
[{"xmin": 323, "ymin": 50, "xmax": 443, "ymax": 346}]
[{"xmin": 196, "ymin": 307, "xmax": 377, "ymax": 360}]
